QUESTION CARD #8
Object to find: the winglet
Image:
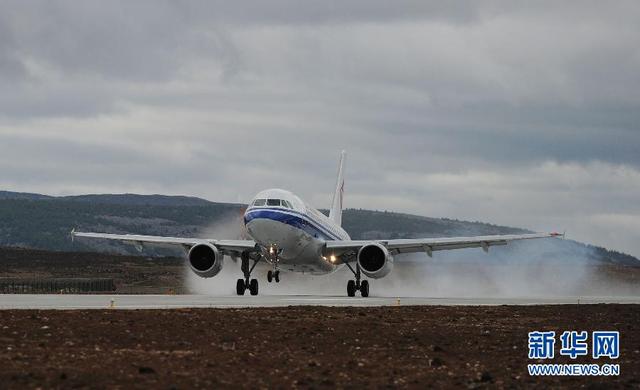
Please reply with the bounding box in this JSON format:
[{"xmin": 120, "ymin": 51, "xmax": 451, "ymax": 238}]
[
  {"xmin": 329, "ymin": 150, "xmax": 346, "ymax": 227},
  {"xmin": 70, "ymin": 228, "xmax": 76, "ymax": 243}
]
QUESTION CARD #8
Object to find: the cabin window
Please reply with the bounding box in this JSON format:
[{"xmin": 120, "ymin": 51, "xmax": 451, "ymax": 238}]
[
  {"xmin": 267, "ymin": 199, "xmax": 281, "ymax": 206},
  {"xmin": 253, "ymin": 199, "xmax": 266, "ymax": 206}
]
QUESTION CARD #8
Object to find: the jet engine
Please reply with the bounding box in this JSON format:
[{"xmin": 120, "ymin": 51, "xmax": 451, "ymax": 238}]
[
  {"xmin": 357, "ymin": 243, "xmax": 393, "ymax": 279},
  {"xmin": 188, "ymin": 243, "xmax": 223, "ymax": 278}
]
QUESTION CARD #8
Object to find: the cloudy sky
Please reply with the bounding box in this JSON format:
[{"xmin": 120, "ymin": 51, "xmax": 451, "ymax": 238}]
[{"xmin": 0, "ymin": 1, "xmax": 639, "ymax": 256}]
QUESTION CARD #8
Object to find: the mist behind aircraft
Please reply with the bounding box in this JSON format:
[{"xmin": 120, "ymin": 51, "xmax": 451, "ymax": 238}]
[{"xmin": 187, "ymin": 217, "xmax": 640, "ymax": 297}]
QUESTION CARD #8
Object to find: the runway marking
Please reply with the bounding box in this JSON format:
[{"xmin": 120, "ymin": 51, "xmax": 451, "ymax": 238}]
[
  {"xmin": 1, "ymin": 294, "xmax": 639, "ymax": 310},
  {"xmin": 282, "ymin": 298, "xmax": 379, "ymax": 301}
]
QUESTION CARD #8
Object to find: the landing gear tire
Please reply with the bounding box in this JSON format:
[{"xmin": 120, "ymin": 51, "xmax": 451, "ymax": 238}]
[
  {"xmin": 249, "ymin": 279, "xmax": 259, "ymax": 296},
  {"xmin": 360, "ymin": 280, "xmax": 369, "ymax": 297},
  {"xmin": 347, "ymin": 280, "xmax": 356, "ymax": 297},
  {"xmin": 236, "ymin": 279, "xmax": 246, "ymax": 296},
  {"xmin": 274, "ymin": 271, "xmax": 280, "ymax": 283},
  {"xmin": 239, "ymin": 254, "xmax": 261, "ymax": 296},
  {"xmin": 267, "ymin": 270, "xmax": 273, "ymax": 283}
]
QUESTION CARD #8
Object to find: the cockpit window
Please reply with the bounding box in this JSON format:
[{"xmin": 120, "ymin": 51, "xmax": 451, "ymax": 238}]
[
  {"xmin": 258, "ymin": 198, "xmax": 293, "ymax": 208},
  {"xmin": 267, "ymin": 199, "xmax": 281, "ymax": 206}
]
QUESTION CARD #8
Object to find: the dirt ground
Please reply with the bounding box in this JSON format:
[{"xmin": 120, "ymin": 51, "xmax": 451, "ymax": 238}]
[{"xmin": 0, "ymin": 305, "xmax": 637, "ymax": 389}]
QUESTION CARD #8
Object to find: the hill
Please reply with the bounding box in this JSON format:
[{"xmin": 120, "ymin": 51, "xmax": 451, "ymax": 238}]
[{"xmin": 0, "ymin": 191, "xmax": 637, "ymax": 266}]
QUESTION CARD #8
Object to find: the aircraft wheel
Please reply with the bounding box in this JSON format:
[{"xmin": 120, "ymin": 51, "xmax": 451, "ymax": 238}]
[
  {"xmin": 267, "ymin": 270, "xmax": 273, "ymax": 283},
  {"xmin": 347, "ymin": 280, "xmax": 356, "ymax": 297},
  {"xmin": 274, "ymin": 271, "xmax": 280, "ymax": 283},
  {"xmin": 236, "ymin": 279, "xmax": 246, "ymax": 295},
  {"xmin": 249, "ymin": 279, "xmax": 259, "ymax": 296},
  {"xmin": 360, "ymin": 280, "xmax": 369, "ymax": 297}
]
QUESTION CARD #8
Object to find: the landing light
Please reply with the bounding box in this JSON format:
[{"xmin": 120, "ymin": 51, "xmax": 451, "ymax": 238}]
[
  {"xmin": 330, "ymin": 255, "xmax": 337, "ymax": 263},
  {"xmin": 269, "ymin": 246, "xmax": 274, "ymax": 255}
]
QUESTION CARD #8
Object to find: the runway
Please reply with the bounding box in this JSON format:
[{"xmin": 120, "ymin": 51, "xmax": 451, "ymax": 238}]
[{"xmin": 1, "ymin": 294, "xmax": 639, "ymax": 309}]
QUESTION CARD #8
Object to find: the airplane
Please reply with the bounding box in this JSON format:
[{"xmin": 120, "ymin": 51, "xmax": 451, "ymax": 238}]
[{"xmin": 72, "ymin": 151, "xmax": 563, "ymax": 297}]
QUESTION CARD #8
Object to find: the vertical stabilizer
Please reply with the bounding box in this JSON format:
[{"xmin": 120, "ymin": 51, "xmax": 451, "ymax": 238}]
[{"xmin": 329, "ymin": 150, "xmax": 346, "ymax": 226}]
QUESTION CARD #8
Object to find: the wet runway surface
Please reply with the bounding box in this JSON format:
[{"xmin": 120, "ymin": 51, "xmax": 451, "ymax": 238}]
[{"xmin": 1, "ymin": 294, "xmax": 639, "ymax": 309}]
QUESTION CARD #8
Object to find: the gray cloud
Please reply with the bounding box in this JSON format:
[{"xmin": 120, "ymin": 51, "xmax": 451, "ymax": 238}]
[{"xmin": 0, "ymin": 1, "xmax": 639, "ymax": 256}]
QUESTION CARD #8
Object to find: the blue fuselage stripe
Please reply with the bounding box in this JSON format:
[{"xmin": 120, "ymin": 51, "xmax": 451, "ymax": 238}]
[{"xmin": 244, "ymin": 208, "xmax": 342, "ymax": 241}]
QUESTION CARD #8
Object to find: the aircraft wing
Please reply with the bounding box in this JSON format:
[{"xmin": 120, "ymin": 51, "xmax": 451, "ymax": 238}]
[
  {"xmin": 71, "ymin": 230, "xmax": 256, "ymax": 256},
  {"xmin": 324, "ymin": 232, "xmax": 563, "ymax": 262}
]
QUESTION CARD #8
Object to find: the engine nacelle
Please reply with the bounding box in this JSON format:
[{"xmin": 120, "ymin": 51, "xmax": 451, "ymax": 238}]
[
  {"xmin": 357, "ymin": 243, "xmax": 393, "ymax": 279},
  {"xmin": 188, "ymin": 244, "xmax": 223, "ymax": 278}
]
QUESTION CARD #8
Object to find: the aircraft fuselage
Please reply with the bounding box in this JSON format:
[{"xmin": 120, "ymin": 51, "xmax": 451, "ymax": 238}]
[{"xmin": 243, "ymin": 188, "xmax": 349, "ymax": 274}]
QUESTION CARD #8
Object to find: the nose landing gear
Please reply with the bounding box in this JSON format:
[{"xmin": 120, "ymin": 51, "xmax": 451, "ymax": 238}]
[
  {"xmin": 345, "ymin": 263, "xmax": 369, "ymax": 297},
  {"xmin": 267, "ymin": 270, "xmax": 280, "ymax": 283},
  {"xmin": 266, "ymin": 245, "xmax": 281, "ymax": 284}
]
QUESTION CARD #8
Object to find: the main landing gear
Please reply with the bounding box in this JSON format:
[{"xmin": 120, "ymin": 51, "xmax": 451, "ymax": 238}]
[
  {"xmin": 344, "ymin": 262, "xmax": 369, "ymax": 297},
  {"xmin": 267, "ymin": 270, "xmax": 280, "ymax": 283},
  {"xmin": 237, "ymin": 252, "xmax": 260, "ymax": 296}
]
